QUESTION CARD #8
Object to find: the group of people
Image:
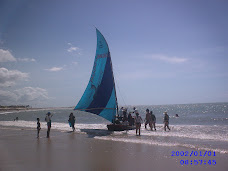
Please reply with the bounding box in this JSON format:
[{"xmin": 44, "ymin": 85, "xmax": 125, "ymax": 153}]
[
  {"xmin": 117, "ymin": 107, "xmax": 171, "ymax": 135},
  {"xmin": 115, "ymin": 107, "xmax": 134, "ymax": 126},
  {"xmin": 36, "ymin": 108, "xmax": 171, "ymax": 138},
  {"xmin": 36, "ymin": 112, "xmax": 76, "ymax": 138},
  {"xmin": 144, "ymin": 109, "xmax": 156, "ymax": 131}
]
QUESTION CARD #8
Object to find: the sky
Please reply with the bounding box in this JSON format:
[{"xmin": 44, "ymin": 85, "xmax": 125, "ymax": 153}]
[{"xmin": 0, "ymin": 0, "xmax": 228, "ymax": 107}]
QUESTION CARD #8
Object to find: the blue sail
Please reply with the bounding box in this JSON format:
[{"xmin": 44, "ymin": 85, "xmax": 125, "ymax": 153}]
[{"xmin": 74, "ymin": 29, "xmax": 118, "ymax": 122}]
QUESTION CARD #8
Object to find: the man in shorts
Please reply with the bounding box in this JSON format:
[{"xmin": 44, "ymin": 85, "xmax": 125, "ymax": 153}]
[
  {"xmin": 144, "ymin": 109, "xmax": 151, "ymax": 129},
  {"xmin": 163, "ymin": 112, "xmax": 170, "ymax": 131}
]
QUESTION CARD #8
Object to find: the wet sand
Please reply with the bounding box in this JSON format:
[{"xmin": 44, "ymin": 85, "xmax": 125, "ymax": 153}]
[{"xmin": 0, "ymin": 126, "xmax": 228, "ymax": 171}]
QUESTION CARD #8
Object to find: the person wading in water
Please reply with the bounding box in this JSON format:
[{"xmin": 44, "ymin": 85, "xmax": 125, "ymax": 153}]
[
  {"xmin": 135, "ymin": 112, "xmax": 143, "ymax": 136},
  {"xmin": 144, "ymin": 109, "xmax": 151, "ymax": 129},
  {"xmin": 163, "ymin": 112, "xmax": 170, "ymax": 131},
  {"xmin": 45, "ymin": 112, "xmax": 53, "ymax": 138},
  {"xmin": 150, "ymin": 111, "xmax": 156, "ymax": 131},
  {"xmin": 68, "ymin": 113, "xmax": 76, "ymax": 131}
]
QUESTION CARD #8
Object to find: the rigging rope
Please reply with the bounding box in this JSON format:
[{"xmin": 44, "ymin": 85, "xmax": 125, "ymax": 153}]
[{"xmin": 113, "ymin": 66, "xmax": 127, "ymax": 107}]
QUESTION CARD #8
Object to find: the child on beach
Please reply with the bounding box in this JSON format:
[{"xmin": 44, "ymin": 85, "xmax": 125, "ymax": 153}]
[{"xmin": 37, "ymin": 118, "xmax": 41, "ymax": 138}]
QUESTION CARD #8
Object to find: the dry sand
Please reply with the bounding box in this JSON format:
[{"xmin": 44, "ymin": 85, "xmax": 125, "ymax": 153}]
[{"xmin": 0, "ymin": 126, "xmax": 227, "ymax": 171}]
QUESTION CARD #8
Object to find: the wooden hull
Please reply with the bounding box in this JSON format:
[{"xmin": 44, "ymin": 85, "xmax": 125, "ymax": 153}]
[{"xmin": 107, "ymin": 124, "xmax": 136, "ymax": 131}]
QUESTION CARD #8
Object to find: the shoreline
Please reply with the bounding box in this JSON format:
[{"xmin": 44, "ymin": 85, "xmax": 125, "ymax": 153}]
[
  {"xmin": 1, "ymin": 125, "xmax": 228, "ymax": 171},
  {"xmin": 0, "ymin": 106, "xmax": 73, "ymax": 111},
  {"xmin": 0, "ymin": 107, "xmax": 74, "ymax": 114}
]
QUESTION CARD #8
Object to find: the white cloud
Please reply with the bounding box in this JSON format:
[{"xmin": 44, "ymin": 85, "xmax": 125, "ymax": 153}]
[
  {"xmin": 15, "ymin": 87, "xmax": 49, "ymax": 102},
  {"xmin": 67, "ymin": 43, "xmax": 80, "ymax": 53},
  {"xmin": 0, "ymin": 87, "xmax": 49, "ymax": 106},
  {"xmin": 149, "ymin": 54, "xmax": 188, "ymax": 64},
  {"xmin": 0, "ymin": 90, "xmax": 18, "ymax": 105},
  {"xmin": 0, "ymin": 49, "xmax": 36, "ymax": 63},
  {"xmin": 17, "ymin": 58, "xmax": 36, "ymax": 62},
  {"xmin": 0, "ymin": 49, "xmax": 17, "ymax": 62},
  {"xmin": 67, "ymin": 46, "xmax": 79, "ymax": 52},
  {"xmin": 0, "ymin": 67, "xmax": 29, "ymax": 87},
  {"xmin": 45, "ymin": 67, "xmax": 64, "ymax": 72},
  {"xmin": 72, "ymin": 61, "xmax": 78, "ymax": 65}
]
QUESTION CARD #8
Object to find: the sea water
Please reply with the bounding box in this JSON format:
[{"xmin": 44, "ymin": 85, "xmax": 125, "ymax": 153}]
[{"xmin": 0, "ymin": 103, "xmax": 227, "ymax": 154}]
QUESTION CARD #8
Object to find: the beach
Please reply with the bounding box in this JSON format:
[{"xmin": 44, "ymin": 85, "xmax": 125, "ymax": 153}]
[{"xmin": 1, "ymin": 125, "xmax": 228, "ymax": 171}]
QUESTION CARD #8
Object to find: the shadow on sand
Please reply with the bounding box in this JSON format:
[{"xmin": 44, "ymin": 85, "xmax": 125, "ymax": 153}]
[{"xmin": 80, "ymin": 129, "xmax": 113, "ymax": 138}]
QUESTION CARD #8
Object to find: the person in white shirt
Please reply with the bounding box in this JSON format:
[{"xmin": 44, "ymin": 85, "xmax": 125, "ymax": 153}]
[
  {"xmin": 118, "ymin": 107, "xmax": 124, "ymax": 117},
  {"xmin": 135, "ymin": 112, "xmax": 143, "ymax": 136}
]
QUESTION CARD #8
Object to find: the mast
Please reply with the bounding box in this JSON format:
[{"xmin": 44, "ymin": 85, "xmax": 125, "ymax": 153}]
[{"xmin": 110, "ymin": 54, "xmax": 118, "ymax": 116}]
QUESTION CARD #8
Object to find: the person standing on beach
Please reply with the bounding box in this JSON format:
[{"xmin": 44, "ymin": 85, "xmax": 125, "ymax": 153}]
[
  {"xmin": 144, "ymin": 109, "xmax": 151, "ymax": 129},
  {"xmin": 37, "ymin": 118, "xmax": 41, "ymax": 138},
  {"xmin": 150, "ymin": 111, "xmax": 156, "ymax": 131},
  {"xmin": 163, "ymin": 112, "xmax": 170, "ymax": 131},
  {"xmin": 68, "ymin": 113, "xmax": 76, "ymax": 131},
  {"xmin": 135, "ymin": 112, "xmax": 143, "ymax": 136},
  {"xmin": 45, "ymin": 112, "xmax": 53, "ymax": 138}
]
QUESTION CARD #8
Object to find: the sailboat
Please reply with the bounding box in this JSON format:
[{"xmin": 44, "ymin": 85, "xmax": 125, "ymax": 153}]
[{"xmin": 74, "ymin": 28, "xmax": 135, "ymax": 131}]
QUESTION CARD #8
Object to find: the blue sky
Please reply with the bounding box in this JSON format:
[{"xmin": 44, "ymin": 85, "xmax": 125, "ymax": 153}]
[{"xmin": 0, "ymin": 0, "xmax": 227, "ymax": 107}]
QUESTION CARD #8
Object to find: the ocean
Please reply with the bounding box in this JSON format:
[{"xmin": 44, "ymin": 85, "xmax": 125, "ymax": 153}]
[{"xmin": 0, "ymin": 102, "xmax": 227, "ymax": 154}]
